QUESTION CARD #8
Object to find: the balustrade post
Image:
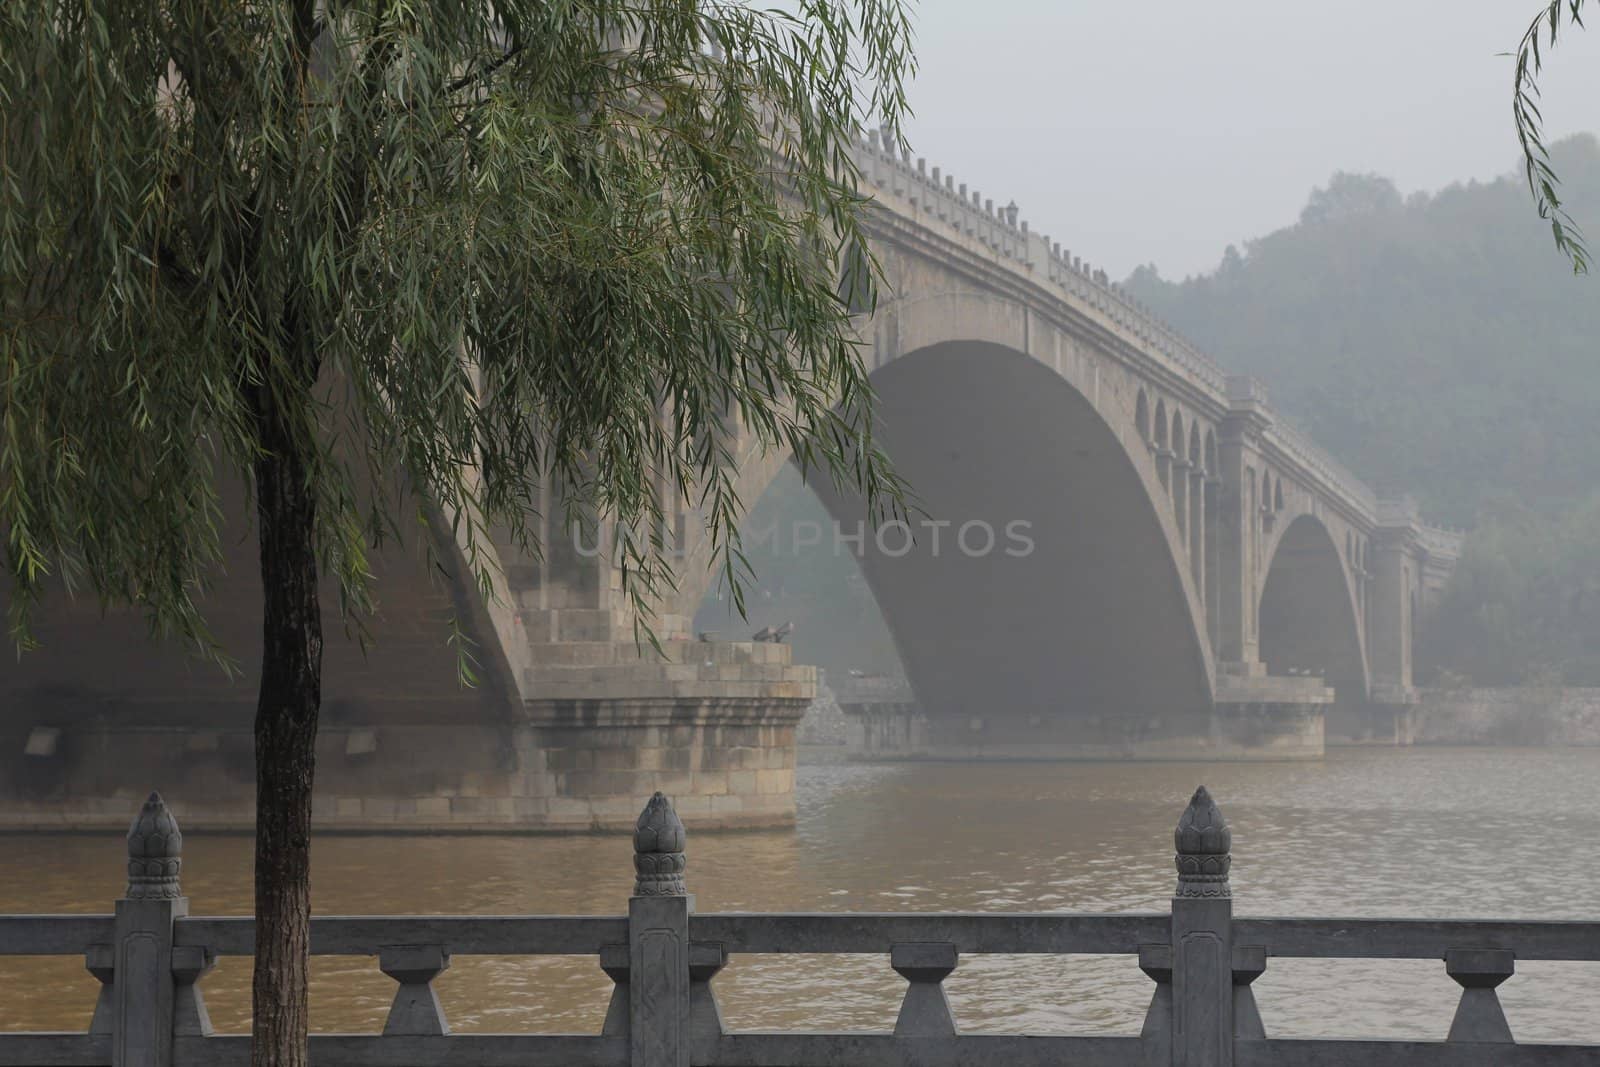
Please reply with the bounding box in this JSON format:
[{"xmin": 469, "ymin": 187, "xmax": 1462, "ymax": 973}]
[
  {"xmin": 890, "ymin": 942, "xmax": 958, "ymax": 1036},
  {"xmin": 1444, "ymin": 949, "xmax": 1515, "ymax": 1043},
  {"xmin": 1231, "ymin": 945, "xmax": 1265, "ymax": 1039},
  {"xmin": 600, "ymin": 944, "xmax": 630, "ymax": 1037},
  {"xmin": 1138, "ymin": 943, "xmax": 1173, "ymax": 1067},
  {"xmin": 1170, "ymin": 786, "xmax": 1234, "ymax": 1067},
  {"xmin": 379, "ymin": 945, "xmax": 450, "ymax": 1035},
  {"xmin": 628, "ymin": 793, "xmax": 691, "ymax": 1067},
  {"xmin": 113, "ymin": 791, "xmax": 185, "ymax": 1067}
]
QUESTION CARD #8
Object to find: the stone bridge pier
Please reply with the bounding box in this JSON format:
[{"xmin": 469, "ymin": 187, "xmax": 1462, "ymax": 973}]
[{"xmin": 500, "ymin": 495, "xmax": 816, "ymax": 830}]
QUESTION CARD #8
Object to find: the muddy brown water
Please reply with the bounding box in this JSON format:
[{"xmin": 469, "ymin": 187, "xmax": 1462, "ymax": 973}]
[{"xmin": 4, "ymin": 747, "xmax": 1598, "ymax": 1040}]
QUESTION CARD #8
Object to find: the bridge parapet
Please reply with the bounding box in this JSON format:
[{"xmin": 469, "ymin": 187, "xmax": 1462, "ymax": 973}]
[
  {"xmin": 857, "ymin": 130, "xmax": 1230, "ymax": 396},
  {"xmin": 1263, "ymin": 420, "xmax": 1379, "ymax": 515},
  {"xmin": 1418, "ymin": 524, "xmax": 1465, "ymax": 562}
]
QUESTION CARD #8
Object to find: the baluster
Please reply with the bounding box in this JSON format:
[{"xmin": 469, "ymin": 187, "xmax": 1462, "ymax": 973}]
[
  {"xmin": 1138, "ymin": 942, "xmax": 1172, "ymax": 1066},
  {"xmin": 1172, "ymin": 785, "xmax": 1234, "ymax": 1067},
  {"xmin": 599, "ymin": 943, "xmax": 630, "ymax": 1036},
  {"xmin": 1231, "ymin": 945, "xmax": 1265, "ymax": 1039},
  {"xmin": 170, "ymin": 946, "xmax": 214, "ymax": 1037},
  {"xmin": 1445, "ymin": 949, "xmax": 1514, "ymax": 1043},
  {"xmin": 688, "ymin": 941, "xmax": 727, "ymax": 1048},
  {"xmin": 378, "ymin": 945, "xmax": 450, "ymax": 1036},
  {"xmin": 629, "ymin": 793, "xmax": 691, "ymax": 1067},
  {"xmin": 890, "ymin": 942, "xmax": 958, "ymax": 1036},
  {"xmin": 85, "ymin": 944, "xmax": 115, "ymax": 1036}
]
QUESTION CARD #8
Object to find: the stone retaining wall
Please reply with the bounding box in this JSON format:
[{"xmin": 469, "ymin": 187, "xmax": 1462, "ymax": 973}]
[{"xmin": 1413, "ymin": 687, "xmax": 1600, "ymax": 745}]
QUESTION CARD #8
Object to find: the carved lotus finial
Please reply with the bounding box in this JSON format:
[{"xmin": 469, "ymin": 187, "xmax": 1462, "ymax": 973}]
[
  {"xmin": 126, "ymin": 791, "xmax": 183, "ymax": 900},
  {"xmin": 633, "ymin": 792, "xmax": 687, "ymax": 897},
  {"xmin": 1173, "ymin": 785, "xmax": 1231, "ymax": 899}
]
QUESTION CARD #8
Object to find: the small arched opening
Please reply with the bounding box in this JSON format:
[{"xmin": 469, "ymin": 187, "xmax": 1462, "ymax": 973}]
[{"xmin": 1259, "ymin": 515, "xmax": 1367, "ymax": 701}]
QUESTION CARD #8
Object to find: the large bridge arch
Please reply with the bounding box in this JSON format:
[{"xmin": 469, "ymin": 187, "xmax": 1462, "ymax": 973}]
[
  {"xmin": 1257, "ymin": 512, "xmax": 1370, "ymax": 703},
  {"xmin": 812, "ymin": 339, "xmax": 1213, "ymax": 751},
  {"xmin": 682, "ymin": 291, "xmax": 1216, "ymax": 664},
  {"xmin": 681, "ymin": 308, "xmax": 1220, "ymax": 753}
]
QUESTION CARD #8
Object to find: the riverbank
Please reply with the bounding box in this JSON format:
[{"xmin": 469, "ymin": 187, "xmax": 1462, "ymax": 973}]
[{"xmin": 1414, "ymin": 686, "xmax": 1600, "ymax": 745}]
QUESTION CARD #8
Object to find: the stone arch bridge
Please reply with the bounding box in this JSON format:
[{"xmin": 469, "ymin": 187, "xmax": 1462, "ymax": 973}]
[{"xmin": 0, "ymin": 134, "xmax": 1459, "ymax": 832}]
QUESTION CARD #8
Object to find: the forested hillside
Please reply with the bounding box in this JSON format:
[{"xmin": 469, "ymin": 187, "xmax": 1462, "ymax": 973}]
[{"xmin": 1127, "ymin": 135, "xmax": 1600, "ymax": 685}]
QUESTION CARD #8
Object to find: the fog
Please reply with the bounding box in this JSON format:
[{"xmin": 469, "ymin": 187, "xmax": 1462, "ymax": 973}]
[
  {"xmin": 903, "ymin": 0, "xmax": 1600, "ymax": 278},
  {"xmin": 6, "ymin": 4, "xmax": 1600, "ymax": 1057}
]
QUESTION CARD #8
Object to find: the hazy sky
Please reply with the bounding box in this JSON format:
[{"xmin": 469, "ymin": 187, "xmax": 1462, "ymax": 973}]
[{"xmin": 900, "ymin": 2, "xmax": 1600, "ymax": 280}]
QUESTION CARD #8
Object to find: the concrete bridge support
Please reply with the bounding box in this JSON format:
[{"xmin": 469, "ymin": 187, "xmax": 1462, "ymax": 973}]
[{"xmin": 508, "ymin": 529, "xmax": 814, "ymax": 830}]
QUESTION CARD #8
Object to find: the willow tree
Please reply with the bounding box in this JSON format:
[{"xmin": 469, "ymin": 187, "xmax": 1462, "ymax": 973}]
[
  {"xmin": 1514, "ymin": 0, "xmax": 1592, "ymax": 272},
  {"xmin": 0, "ymin": 1, "xmax": 913, "ymax": 1061}
]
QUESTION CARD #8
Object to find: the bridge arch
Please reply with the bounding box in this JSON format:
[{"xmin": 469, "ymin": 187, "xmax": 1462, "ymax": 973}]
[
  {"xmin": 813, "ymin": 339, "xmax": 1213, "ymax": 746},
  {"xmin": 682, "ymin": 308, "xmax": 1219, "ymax": 749},
  {"xmin": 1257, "ymin": 512, "xmax": 1369, "ymax": 701}
]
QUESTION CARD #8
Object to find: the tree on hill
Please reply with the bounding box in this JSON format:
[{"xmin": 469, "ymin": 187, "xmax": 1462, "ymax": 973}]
[
  {"xmin": 1297, "ymin": 172, "xmax": 1403, "ymax": 226},
  {"xmin": 0, "ymin": 3, "xmax": 914, "ymax": 1063},
  {"xmin": 1417, "ymin": 493, "xmax": 1600, "ymax": 686}
]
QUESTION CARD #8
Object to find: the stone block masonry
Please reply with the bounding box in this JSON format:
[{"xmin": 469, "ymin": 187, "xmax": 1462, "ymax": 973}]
[{"xmin": 1413, "ymin": 687, "xmax": 1600, "ymax": 746}]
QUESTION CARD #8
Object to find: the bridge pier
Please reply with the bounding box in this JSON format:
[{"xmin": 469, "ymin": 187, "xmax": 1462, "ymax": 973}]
[
  {"xmin": 835, "ymin": 677, "xmax": 925, "ymax": 758},
  {"xmin": 1209, "ymin": 661, "xmax": 1330, "ymax": 759},
  {"xmin": 507, "ymin": 502, "xmax": 817, "ymax": 829},
  {"xmin": 832, "ymin": 664, "xmax": 1328, "ymax": 762},
  {"xmin": 517, "ymin": 611, "xmax": 813, "ymax": 829},
  {"xmin": 1326, "ymin": 684, "xmax": 1421, "ymax": 747}
]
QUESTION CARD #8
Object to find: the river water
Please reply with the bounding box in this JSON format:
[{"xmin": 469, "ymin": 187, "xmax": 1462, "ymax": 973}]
[{"xmin": 4, "ymin": 746, "xmax": 1599, "ymax": 1041}]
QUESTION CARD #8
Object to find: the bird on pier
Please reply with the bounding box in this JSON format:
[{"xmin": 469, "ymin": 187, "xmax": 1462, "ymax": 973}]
[
  {"xmin": 772, "ymin": 620, "xmax": 794, "ymax": 643},
  {"xmin": 752, "ymin": 625, "xmax": 776, "ymax": 642},
  {"xmin": 697, "ymin": 631, "xmax": 718, "ymax": 643}
]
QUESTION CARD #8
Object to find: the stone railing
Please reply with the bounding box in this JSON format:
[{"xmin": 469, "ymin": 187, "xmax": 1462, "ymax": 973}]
[
  {"xmin": 1263, "ymin": 419, "xmax": 1380, "ymax": 515},
  {"xmin": 1418, "ymin": 523, "xmax": 1467, "ymax": 561},
  {"xmin": 5, "ymin": 788, "xmax": 1597, "ymax": 1065},
  {"xmin": 856, "ymin": 130, "xmax": 1231, "ymax": 397},
  {"xmin": 853, "ymin": 132, "xmax": 1389, "ymax": 521},
  {"xmin": 830, "ymin": 672, "xmax": 916, "ymax": 708}
]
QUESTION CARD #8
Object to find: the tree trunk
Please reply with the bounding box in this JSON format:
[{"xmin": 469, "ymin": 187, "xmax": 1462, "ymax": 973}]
[{"xmin": 251, "ymin": 394, "xmax": 323, "ymax": 1067}]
